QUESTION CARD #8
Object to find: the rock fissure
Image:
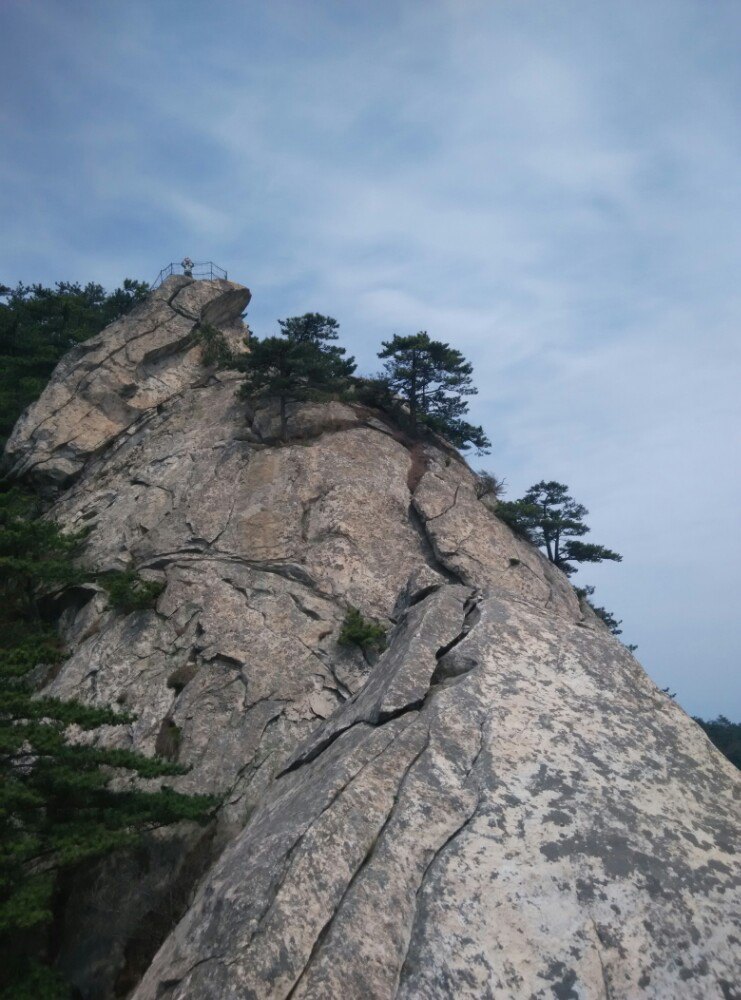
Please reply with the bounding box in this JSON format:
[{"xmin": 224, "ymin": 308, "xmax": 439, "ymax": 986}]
[
  {"xmin": 394, "ymin": 723, "xmax": 486, "ymax": 996},
  {"xmin": 223, "ymin": 719, "xmax": 421, "ymax": 972},
  {"xmin": 407, "ymin": 503, "xmax": 464, "ymax": 585},
  {"xmin": 284, "ymin": 732, "xmax": 432, "ymax": 999}
]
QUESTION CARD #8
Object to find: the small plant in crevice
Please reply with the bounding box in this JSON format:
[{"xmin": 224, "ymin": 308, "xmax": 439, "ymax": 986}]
[
  {"xmin": 100, "ymin": 570, "xmax": 165, "ymax": 614},
  {"xmin": 575, "ymin": 585, "xmax": 623, "ymax": 636},
  {"xmin": 338, "ymin": 607, "xmax": 387, "ymax": 652},
  {"xmin": 195, "ymin": 322, "xmax": 237, "ymax": 369}
]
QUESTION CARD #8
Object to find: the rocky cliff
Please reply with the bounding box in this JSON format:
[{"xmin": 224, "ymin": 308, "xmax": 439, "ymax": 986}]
[{"xmin": 6, "ymin": 276, "xmax": 739, "ymax": 998}]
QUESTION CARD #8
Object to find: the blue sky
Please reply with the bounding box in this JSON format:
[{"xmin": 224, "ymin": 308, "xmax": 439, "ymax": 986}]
[{"xmin": 2, "ymin": 0, "xmax": 739, "ymax": 717}]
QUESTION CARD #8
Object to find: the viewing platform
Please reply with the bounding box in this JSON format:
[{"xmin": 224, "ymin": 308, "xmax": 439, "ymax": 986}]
[{"xmin": 151, "ymin": 260, "xmax": 227, "ymax": 290}]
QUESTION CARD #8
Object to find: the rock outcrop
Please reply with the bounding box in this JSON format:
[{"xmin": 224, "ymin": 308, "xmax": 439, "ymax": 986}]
[{"xmin": 5, "ymin": 278, "xmax": 739, "ymax": 998}]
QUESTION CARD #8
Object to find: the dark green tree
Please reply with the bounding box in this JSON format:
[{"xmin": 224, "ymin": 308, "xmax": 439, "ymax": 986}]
[
  {"xmin": 693, "ymin": 715, "xmax": 741, "ymax": 770},
  {"xmin": 377, "ymin": 332, "xmax": 490, "ymax": 453},
  {"xmin": 496, "ymin": 481, "xmax": 621, "ymax": 576},
  {"xmin": 0, "ymin": 487, "xmax": 216, "ymax": 996},
  {"xmin": 0, "ymin": 279, "xmax": 148, "ymax": 449},
  {"xmin": 277, "ymin": 313, "xmax": 340, "ymax": 345},
  {"xmin": 238, "ymin": 315, "xmax": 356, "ymax": 438}
]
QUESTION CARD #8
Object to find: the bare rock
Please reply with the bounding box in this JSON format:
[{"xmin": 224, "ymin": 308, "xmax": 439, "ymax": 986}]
[
  {"xmin": 134, "ymin": 588, "xmax": 740, "ymax": 1000},
  {"xmin": 4, "ymin": 276, "xmax": 251, "ymax": 487}
]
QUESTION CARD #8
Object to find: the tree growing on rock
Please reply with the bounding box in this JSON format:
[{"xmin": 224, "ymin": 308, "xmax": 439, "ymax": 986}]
[
  {"xmin": 377, "ymin": 332, "xmax": 490, "ymax": 453},
  {"xmin": 497, "ymin": 481, "xmax": 622, "ymax": 576},
  {"xmin": 238, "ymin": 314, "xmax": 356, "ymax": 438}
]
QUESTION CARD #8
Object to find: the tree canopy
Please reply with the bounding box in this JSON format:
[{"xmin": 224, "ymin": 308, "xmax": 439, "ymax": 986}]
[
  {"xmin": 238, "ymin": 314, "xmax": 356, "ymax": 437},
  {"xmin": 693, "ymin": 716, "xmax": 741, "ymax": 770},
  {"xmin": 377, "ymin": 332, "xmax": 490, "ymax": 453},
  {"xmin": 496, "ymin": 481, "xmax": 622, "ymax": 577}
]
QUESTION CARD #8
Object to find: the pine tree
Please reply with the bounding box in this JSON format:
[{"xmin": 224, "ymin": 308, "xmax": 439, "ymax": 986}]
[
  {"xmin": 497, "ymin": 481, "xmax": 621, "ymax": 576},
  {"xmin": 0, "ymin": 487, "xmax": 216, "ymax": 995},
  {"xmin": 377, "ymin": 333, "xmax": 490, "ymax": 453},
  {"xmin": 238, "ymin": 315, "xmax": 356, "ymax": 438}
]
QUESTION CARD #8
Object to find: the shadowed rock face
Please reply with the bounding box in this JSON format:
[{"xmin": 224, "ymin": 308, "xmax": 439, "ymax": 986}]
[{"xmin": 5, "ymin": 281, "xmax": 739, "ymax": 998}]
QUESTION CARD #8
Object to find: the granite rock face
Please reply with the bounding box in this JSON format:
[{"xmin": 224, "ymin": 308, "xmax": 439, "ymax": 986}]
[
  {"xmin": 5, "ymin": 280, "xmax": 739, "ymax": 998},
  {"xmin": 4, "ymin": 275, "xmax": 251, "ymax": 487}
]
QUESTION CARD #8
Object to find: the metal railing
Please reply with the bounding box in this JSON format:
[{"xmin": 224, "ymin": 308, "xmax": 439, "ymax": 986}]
[{"xmin": 151, "ymin": 261, "xmax": 228, "ymax": 290}]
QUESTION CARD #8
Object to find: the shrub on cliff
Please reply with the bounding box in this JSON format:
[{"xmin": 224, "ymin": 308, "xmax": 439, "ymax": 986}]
[
  {"xmin": 195, "ymin": 322, "xmax": 236, "ymax": 368},
  {"xmin": 100, "ymin": 569, "xmax": 165, "ymax": 614},
  {"xmin": 338, "ymin": 607, "xmax": 387, "ymax": 652}
]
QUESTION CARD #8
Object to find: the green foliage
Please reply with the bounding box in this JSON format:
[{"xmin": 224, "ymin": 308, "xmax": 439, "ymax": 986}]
[
  {"xmin": 0, "ymin": 487, "xmax": 217, "ymax": 994},
  {"xmin": 575, "ymin": 585, "xmax": 623, "ymax": 636},
  {"xmin": 338, "ymin": 607, "xmax": 387, "ymax": 652},
  {"xmin": 277, "ymin": 313, "xmax": 341, "ymax": 346},
  {"xmin": 238, "ymin": 314, "xmax": 356, "ymax": 437},
  {"xmin": 693, "ymin": 715, "xmax": 741, "ymax": 770},
  {"xmin": 377, "ymin": 332, "xmax": 490, "ymax": 453},
  {"xmin": 195, "ymin": 323, "xmax": 237, "ymax": 369},
  {"xmin": 496, "ymin": 481, "xmax": 622, "ymax": 577},
  {"xmin": 0, "ymin": 279, "xmax": 148, "ymax": 449},
  {"xmin": 100, "ymin": 570, "xmax": 165, "ymax": 614}
]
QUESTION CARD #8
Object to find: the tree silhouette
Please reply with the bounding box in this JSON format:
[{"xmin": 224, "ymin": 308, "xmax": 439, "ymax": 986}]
[
  {"xmin": 378, "ymin": 332, "xmax": 490, "ymax": 453},
  {"xmin": 497, "ymin": 481, "xmax": 621, "ymax": 576}
]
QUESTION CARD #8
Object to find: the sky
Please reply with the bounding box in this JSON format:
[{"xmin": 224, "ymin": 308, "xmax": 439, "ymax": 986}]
[{"xmin": 1, "ymin": 0, "xmax": 739, "ymax": 718}]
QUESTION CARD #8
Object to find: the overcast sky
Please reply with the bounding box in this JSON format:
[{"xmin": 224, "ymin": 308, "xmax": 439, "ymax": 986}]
[{"xmin": 2, "ymin": 0, "xmax": 739, "ymax": 718}]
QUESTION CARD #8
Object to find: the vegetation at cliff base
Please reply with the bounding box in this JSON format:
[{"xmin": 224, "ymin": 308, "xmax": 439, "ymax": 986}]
[
  {"xmin": 0, "ymin": 280, "xmax": 148, "ymax": 450},
  {"xmin": 0, "ymin": 486, "xmax": 217, "ymax": 996},
  {"xmin": 693, "ymin": 716, "xmax": 741, "ymax": 770}
]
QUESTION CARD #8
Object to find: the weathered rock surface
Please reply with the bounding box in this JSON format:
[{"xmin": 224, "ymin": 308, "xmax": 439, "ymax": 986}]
[
  {"xmin": 4, "ymin": 275, "xmax": 251, "ymax": 487},
  {"xmin": 5, "ymin": 279, "xmax": 739, "ymax": 998}
]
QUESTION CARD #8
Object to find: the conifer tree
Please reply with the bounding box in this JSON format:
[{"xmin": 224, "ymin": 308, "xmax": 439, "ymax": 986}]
[
  {"xmin": 0, "ymin": 487, "xmax": 216, "ymax": 995},
  {"xmin": 378, "ymin": 332, "xmax": 490, "ymax": 453},
  {"xmin": 0, "ymin": 280, "xmax": 148, "ymax": 449},
  {"xmin": 497, "ymin": 481, "xmax": 622, "ymax": 576},
  {"xmin": 239, "ymin": 314, "xmax": 356, "ymax": 438}
]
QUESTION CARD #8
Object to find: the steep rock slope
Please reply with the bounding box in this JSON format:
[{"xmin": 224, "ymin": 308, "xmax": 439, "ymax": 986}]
[{"xmin": 6, "ymin": 279, "xmax": 739, "ymax": 998}]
